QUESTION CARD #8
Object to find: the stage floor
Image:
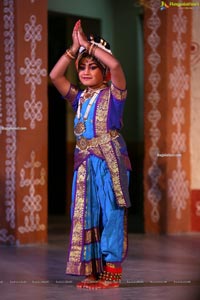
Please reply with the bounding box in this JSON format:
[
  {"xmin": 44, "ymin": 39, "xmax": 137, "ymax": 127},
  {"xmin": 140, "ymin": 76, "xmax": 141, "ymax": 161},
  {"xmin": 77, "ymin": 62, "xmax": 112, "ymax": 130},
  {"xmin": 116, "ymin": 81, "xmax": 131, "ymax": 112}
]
[{"xmin": 1, "ymin": 217, "xmax": 200, "ymax": 300}]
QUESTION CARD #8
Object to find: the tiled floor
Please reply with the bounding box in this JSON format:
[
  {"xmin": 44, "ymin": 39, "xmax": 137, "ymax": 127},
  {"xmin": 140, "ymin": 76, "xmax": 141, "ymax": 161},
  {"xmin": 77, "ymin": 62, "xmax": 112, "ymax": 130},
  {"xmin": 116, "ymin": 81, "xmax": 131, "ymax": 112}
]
[{"xmin": 1, "ymin": 218, "xmax": 200, "ymax": 300}]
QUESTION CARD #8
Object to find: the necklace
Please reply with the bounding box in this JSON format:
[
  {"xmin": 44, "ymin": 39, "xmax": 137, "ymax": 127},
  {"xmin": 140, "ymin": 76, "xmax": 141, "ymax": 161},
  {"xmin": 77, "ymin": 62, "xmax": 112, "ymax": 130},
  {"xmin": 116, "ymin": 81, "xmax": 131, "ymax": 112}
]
[
  {"xmin": 74, "ymin": 85, "xmax": 106, "ymax": 137},
  {"xmin": 74, "ymin": 93, "xmax": 97, "ymax": 136}
]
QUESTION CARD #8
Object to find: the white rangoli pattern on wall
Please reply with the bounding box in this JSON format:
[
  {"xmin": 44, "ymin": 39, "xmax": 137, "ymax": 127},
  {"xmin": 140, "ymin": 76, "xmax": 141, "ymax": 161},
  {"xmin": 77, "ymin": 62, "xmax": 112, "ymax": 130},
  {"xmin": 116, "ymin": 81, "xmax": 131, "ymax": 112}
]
[
  {"xmin": 20, "ymin": 15, "xmax": 47, "ymax": 129},
  {"xmin": 147, "ymin": 0, "xmax": 162, "ymax": 223},
  {"xmin": 168, "ymin": 9, "xmax": 190, "ymax": 220},
  {"xmin": 18, "ymin": 151, "xmax": 46, "ymax": 234},
  {"xmin": 1, "ymin": 0, "xmax": 17, "ymax": 244},
  {"xmin": 0, "ymin": 229, "xmax": 15, "ymax": 244}
]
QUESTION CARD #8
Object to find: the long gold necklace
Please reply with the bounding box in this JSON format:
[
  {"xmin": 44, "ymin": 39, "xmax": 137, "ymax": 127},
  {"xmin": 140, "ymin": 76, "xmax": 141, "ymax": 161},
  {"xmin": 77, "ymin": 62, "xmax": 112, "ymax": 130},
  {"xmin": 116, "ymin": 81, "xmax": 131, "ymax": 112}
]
[{"xmin": 74, "ymin": 85, "xmax": 106, "ymax": 137}]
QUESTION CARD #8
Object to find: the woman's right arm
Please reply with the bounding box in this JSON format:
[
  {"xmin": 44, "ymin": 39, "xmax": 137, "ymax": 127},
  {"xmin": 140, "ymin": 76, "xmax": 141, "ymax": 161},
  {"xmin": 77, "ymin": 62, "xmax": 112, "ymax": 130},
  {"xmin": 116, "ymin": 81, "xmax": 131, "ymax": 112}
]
[{"xmin": 49, "ymin": 21, "xmax": 80, "ymax": 97}]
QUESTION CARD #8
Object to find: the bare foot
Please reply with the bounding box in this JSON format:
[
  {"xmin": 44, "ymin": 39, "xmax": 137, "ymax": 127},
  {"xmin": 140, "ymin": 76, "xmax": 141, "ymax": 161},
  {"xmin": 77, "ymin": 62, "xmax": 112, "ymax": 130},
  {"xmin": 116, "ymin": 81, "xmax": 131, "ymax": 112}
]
[
  {"xmin": 76, "ymin": 275, "xmax": 97, "ymax": 288},
  {"xmin": 87, "ymin": 279, "xmax": 120, "ymax": 290}
]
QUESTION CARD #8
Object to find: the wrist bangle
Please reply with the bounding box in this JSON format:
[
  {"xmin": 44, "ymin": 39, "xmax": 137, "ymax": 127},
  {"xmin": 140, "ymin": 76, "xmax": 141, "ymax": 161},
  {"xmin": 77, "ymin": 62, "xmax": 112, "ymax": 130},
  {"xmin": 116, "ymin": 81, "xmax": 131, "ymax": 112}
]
[
  {"xmin": 88, "ymin": 43, "xmax": 94, "ymax": 55},
  {"xmin": 91, "ymin": 44, "xmax": 98, "ymax": 56},
  {"xmin": 64, "ymin": 48, "xmax": 76, "ymax": 60},
  {"xmin": 88, "ymin": 43, "xmax": 98, "ymax": 56}
]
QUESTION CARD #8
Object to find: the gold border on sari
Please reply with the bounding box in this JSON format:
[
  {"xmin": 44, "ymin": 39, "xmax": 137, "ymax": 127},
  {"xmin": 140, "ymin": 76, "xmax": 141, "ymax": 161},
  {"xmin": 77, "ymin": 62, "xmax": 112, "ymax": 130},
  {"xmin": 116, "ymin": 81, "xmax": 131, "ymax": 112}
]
[
  {"xmin": 95, "ymin": 89, "xmax": 110, "ymax": 135},
  {"xmin": 95, "ymin": 88, "xmax": 128, "ymax": 207},
  {"xmin": 66, "ymin": 162, "xmax": 102, "ymax": 275},
  {"xmin": 110, "ymin": 83, "xmax": 127, "ymax": 100},
  {"xmin": 84, "ymin": 259, "xmax": 102, "ymax": 276},
  {"xmin": 84, "ymin": 227, "xmax": 100, "ymax": 244},
  {"xmin": 64, "ymin": 84, "xmax": 79, "ymax": 104},
  {"xmin": 100, "ymin": 141, "xmax": 127, "ymax": 207},
  {"xmin": 66, "ymin": 162, "xmax": 87, "ymax": 275}
]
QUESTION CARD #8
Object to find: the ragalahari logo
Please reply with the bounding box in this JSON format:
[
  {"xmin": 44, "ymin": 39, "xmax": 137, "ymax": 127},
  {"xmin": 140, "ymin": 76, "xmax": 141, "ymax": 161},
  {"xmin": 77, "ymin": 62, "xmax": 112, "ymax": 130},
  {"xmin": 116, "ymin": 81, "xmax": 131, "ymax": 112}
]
[
  {"xmin": 160, "ymin": 1, "xmax": 170, "ymax": 10},
  {"xmin": 160, "ymin": 1, "xmax": 200, "ymax": 10}
]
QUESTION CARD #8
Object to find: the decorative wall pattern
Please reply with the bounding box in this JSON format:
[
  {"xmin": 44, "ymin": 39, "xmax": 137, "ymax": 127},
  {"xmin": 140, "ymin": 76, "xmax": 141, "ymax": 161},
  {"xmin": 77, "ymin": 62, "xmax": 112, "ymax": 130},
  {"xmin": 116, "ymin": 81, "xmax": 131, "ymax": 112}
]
[
  {"xmin": 144, "ymin": 2, "xmax": 191, "ymax": 233},
  {"xmin": 146, "ymin": 0, "xmax": 162, "ymax": 223},
  {"xmin": 0, "ymin": 0, "xmax": 16, "ymax": 244},
  {"xmin": 16, "ymin": 0, "xmax": 48, "ymax": 243},
  {"xmin": 20, "ymin": 15, "xmax": 47, "ymax": 129},
  {"xmin": 18, "ymin": 151, "xmax": 46, "ymax": 234},
  {"xmin": 168, "ymin": 9, "xmax": 190, "ymax": 220},
  {"xmin": 4, "ymin": 0, "xmax": 17, "ymax": 230},
  {"xmin": 0, "ymin": 229, "xmax": 15, "ymax": 244},
  {"xmin": 0, "ymin": 0, "xmax": 48, "ymax": 244}
]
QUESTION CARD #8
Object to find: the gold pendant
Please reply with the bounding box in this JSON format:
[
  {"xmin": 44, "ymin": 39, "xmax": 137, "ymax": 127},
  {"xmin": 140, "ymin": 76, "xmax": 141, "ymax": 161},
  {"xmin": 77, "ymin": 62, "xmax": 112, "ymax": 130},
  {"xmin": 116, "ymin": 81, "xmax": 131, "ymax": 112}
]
[{"xmin": 74, "ymin": 122, "xmax": 86, "ymax": 136}]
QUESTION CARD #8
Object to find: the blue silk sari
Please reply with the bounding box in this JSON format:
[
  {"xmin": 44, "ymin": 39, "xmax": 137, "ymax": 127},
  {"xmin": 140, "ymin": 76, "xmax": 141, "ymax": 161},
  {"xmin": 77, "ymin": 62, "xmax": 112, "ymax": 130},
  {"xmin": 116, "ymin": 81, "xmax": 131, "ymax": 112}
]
[{"xmin": 65, "ymin": 84, "xmax": 131, "ymax": 276}]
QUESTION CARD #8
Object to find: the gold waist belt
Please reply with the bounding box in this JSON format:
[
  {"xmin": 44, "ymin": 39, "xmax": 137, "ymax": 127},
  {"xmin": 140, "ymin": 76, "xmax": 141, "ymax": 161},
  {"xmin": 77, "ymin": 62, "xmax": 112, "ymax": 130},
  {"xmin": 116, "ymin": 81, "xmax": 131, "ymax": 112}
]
[{"xmin": 76, "ymin": 130, "xmax": 119, "ymax": 151}]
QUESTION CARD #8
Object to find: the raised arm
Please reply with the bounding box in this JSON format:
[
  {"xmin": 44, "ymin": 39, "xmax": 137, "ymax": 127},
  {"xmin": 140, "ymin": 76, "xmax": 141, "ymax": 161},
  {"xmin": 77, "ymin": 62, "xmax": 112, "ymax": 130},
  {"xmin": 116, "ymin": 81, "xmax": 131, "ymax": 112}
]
[
  {"xmin": 49, "ymin": 21, "xmax": 80, "ymax": 97},
  {"xmin": 77, "ymin": 21, "xmax": 126, "ymax": 90}
]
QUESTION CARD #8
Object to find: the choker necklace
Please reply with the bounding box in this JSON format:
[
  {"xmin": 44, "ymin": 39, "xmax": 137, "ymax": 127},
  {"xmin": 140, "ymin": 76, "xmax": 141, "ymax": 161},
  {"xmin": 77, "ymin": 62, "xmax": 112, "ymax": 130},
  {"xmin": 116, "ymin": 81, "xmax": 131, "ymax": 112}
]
[
  {"xmin": 74, "ymin": 84, "xmax": 107, "ymax": 137},
  {"xmin": 81, "ymin": 83, "xmax": 107, "ymax": 101}
]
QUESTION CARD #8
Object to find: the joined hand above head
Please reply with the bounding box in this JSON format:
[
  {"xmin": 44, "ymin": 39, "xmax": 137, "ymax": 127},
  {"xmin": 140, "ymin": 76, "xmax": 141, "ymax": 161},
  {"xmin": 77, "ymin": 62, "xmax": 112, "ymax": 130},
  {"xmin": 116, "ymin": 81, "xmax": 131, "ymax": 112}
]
[{"xmin": 72, "ymin": 19, "xmax": 88, "ymax": 50}]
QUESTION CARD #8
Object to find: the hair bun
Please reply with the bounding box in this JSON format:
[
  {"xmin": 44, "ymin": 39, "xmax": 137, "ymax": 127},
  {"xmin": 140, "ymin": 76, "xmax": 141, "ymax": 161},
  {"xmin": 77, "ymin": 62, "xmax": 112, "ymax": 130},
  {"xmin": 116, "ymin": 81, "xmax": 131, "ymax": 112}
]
[{"xmin": 88, "ymin": 34, "xmax": 111, "ymax": 51}]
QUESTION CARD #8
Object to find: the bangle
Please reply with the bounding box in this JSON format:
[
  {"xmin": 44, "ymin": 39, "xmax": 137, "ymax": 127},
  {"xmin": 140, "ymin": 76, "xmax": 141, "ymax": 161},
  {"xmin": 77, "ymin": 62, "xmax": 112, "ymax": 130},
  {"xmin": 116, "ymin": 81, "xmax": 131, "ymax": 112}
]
[
  {"xmin": 64, "ymin": 48, "xmax": 76, "ymax": 60},
  {"xmin": 88, "ymin": 43, "xmax": 94, "ymax": 55},
  {"xmin": 91, "ymin": 44, "xmax": 98, "ymax": 56},
  {"xmin": 88, "ymin": 43, "xmax": 98, "ymax": 56}
]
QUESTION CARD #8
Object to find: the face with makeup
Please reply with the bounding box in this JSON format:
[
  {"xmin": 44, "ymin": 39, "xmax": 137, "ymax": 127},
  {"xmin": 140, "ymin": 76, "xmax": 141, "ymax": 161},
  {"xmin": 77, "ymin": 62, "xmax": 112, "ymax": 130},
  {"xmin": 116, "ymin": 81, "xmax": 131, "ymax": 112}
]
[{"xmin": 78, "ymin": 56, "xmax": 104, "ymax": 89}]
